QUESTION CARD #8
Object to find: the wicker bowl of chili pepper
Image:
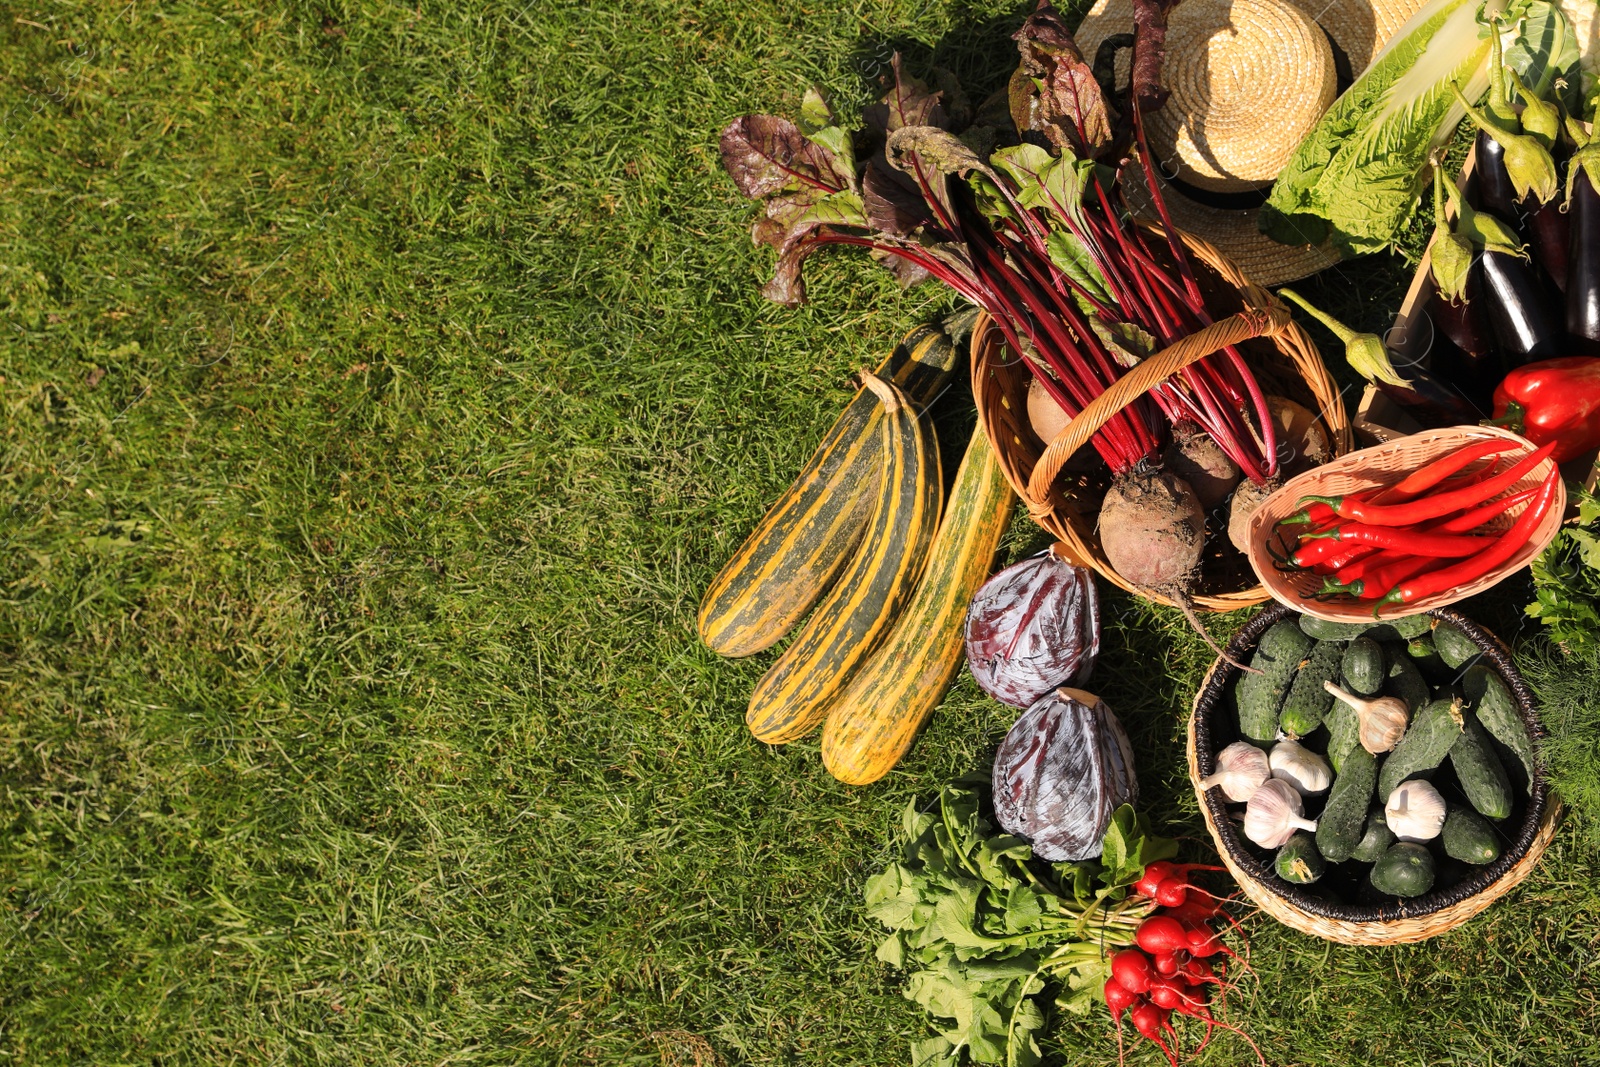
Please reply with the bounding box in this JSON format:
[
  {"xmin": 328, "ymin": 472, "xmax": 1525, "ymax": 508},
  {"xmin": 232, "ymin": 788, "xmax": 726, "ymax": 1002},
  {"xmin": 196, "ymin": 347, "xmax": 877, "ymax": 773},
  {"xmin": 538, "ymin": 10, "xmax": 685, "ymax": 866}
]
[{"xmin": 1244, "ymin": 426, "xmax": 1566, "ymax": 623}]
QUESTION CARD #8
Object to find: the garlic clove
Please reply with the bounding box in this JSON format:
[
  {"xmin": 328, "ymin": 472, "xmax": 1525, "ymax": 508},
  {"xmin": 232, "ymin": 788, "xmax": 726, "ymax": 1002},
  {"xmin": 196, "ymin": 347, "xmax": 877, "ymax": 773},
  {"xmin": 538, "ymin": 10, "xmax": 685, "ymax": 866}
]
[
  {"xmin": 1384, "ymin": 780, "xmax": 1447, "ymax": 842},
  {"xmin": 1199, "ymin": 741, "xmax": 1271, "ymax": 803},
  {"xmin": 1243, "ymin": 778, "xmax": 1319, "ymax": 849},
  {"xmin": 1325, "ymin": 680, "xmax": 1410, "ymax": 755},
  {"xmin": 1268, "ymin": 739, "xmax": 1333, "ymax": 796}
]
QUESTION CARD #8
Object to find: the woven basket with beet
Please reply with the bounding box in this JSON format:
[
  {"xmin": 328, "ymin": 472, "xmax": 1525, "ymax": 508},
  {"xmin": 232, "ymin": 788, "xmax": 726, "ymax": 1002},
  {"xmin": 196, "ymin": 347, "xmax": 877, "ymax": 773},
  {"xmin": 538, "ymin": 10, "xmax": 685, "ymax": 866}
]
[
  {"xmin": 971, "ymin": 227, "xmax": 1352, "ymax": 613},
  {"xmin": 1188, "ymin": 604, "xmax": 1557, "ymax": 946}
]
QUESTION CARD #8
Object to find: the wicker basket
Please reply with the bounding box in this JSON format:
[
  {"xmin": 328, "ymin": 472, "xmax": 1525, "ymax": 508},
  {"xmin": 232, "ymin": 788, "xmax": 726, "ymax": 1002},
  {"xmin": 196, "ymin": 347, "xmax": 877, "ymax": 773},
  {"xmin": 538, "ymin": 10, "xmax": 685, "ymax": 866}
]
[
  {"xmin": 1245, "ymin": 425, "xmax": 1567, "ymax": 622},
  {"xmin": 1188, "ymin": 603, "xmax": 1559, "ymax": 945},
  {"xmin": 970, "ymin": 226, "xmax": 1352, "ymax": 612}
]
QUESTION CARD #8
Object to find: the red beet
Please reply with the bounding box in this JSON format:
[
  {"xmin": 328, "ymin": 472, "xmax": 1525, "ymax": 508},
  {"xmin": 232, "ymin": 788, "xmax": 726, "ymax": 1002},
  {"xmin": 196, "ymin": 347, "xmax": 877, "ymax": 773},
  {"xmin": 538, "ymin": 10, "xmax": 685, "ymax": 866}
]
[
  {"xmin": 964, "ymin": 543, "xmax": 1100, "ymax": 709},
  {"xmin": 992, "ymin": 688, "xmax": 1137, "ymax": 861}
]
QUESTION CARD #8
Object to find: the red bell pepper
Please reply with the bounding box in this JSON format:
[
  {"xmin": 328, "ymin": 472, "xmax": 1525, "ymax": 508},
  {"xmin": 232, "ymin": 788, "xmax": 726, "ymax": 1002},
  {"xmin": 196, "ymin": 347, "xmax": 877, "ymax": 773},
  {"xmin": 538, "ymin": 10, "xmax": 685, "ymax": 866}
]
[{"xmin": 1489, "ymin": 357, "xmax": 1600, "ymax": 462}]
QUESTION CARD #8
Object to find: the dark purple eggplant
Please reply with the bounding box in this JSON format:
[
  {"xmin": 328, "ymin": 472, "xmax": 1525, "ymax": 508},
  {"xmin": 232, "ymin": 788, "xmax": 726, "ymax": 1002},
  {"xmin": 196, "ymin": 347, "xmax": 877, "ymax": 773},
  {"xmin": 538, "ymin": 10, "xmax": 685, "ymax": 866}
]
[
  {"xmin": 1525, "ymin": 194, "xmax": 1569, "ymax": 292},
  {"xmin": 1373, "ymin": 370, "xmax": 1483, "ymax": 425},
  {"xmin": 1477, "ymin": 131, "xmax": 1525, "ymax": 227},
  {"xmin": 1567, "ymin": 166, "xmax": 1600, "ymax": 355},
  {"xmin": 992, "ymin": 688, "xmax": 1135, "ymax": 862},
  {"xmin": 1421, "ymin": 325, "xmax": 1504, "ymax": 414},
  {"xmin": 1427, "ymin": 267, "xmax": 1492, "ymax": 356},
  {"xmin": 1481, "ymin": 248, "xmax": 1562, "ymax": 363}
]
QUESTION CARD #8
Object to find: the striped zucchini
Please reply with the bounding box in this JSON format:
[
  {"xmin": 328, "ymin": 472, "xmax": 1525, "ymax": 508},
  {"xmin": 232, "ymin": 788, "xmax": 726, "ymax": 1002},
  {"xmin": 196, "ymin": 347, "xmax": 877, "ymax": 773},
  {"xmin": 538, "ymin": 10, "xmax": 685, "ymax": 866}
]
[
  {"xmin": 746, "ymin": 374, "xmax": 943, "ymax": 744},
  {"xmin": 697, "ymin": 322, "xmax": 959, "ymax": 657},
  {"xmin": 821, "ymin": 428, "xmax": 1014, "ymax": 785}
]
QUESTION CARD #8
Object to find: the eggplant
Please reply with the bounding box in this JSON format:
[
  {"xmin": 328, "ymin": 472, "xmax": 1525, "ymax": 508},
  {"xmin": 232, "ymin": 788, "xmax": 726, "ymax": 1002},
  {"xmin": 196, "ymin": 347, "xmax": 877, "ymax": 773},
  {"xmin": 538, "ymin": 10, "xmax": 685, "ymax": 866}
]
[
  {"xmin": 1373, "ymin": 369, "xmax": 1483, "ymax": 426},
  {"xmin": 1426, "ymin": 265, "xmax": 1492, "ymax": 356},
  {"xmin": 1567, "ymin": 169, "xmax": 1600, "ymax": 355},
  {"xmin": 1423, "ymin": 328, "xmax": 1503, "ymax": 415},
  {"xmin": 1525, "ymin": 195, "xmax": 1569, "ymax": 293},
  {"xmin": 1481, "ymin": 248, "xmax": 1562, "ymax": 363},
  {"xmin": 1476, "ymin": 131, "xmax": 1525, "ymax": 230}
]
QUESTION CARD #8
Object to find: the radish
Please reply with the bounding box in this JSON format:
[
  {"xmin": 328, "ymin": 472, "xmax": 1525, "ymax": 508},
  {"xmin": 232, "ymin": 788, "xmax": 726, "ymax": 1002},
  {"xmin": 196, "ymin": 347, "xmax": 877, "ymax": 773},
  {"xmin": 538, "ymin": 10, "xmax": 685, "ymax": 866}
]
[
  {"xmin": 1111, "ymin": 949, "xmax": 1153, "ymax": 994},
  {"xmin": 1133, "ymin": 861, "xmax": 1178, "ymax": 899},
  {"xmin": 1135, "ymin": 915, "xmax": 1190, "ymax": 956},
  {"xmin": 1153, "ymin": 950, "xmax": 1184, "ymax": 978},
  {"xmin": 1148, "ymin": 975, "xmax": 1187, "ymax": 1010},
  {"xmin": 1104, "ymin": 977, "xmax": 1141, "ymax": 1019},
  {"xmin": 1154, "ymin": 878, "xmax": 1189, "ymax": 908},
  {"xmin": 1130, "ymin": 1000, "xmax": 1180, "ymax": 1067}
]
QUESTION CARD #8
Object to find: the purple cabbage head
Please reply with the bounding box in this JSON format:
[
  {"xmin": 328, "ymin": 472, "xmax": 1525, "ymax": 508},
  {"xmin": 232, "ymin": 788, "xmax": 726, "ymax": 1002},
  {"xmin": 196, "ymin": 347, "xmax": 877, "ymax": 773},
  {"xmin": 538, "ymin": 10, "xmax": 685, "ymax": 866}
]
[
  {"xmin": 992, "ymin": 688, "xmax": 1137, "ymax": 862},
  {"xmin": 964, "ymin": 545, "xmax": 1100, "ymax": 709}
]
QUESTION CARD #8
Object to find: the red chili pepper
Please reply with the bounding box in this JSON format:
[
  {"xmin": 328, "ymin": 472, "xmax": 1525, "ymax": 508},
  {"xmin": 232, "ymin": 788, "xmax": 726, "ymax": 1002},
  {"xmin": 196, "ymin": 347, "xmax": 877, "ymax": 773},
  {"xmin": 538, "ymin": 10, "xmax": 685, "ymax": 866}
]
[
  {"xmin": 1286, "ymin": 536, "xmax": 1349, "ymax": 569},
  {"xmin": 1488, "ymin": 357, "xmax": 1600, "ymax": 462},
  {"xmin": 1321, "ymin": 554, "xmax": 1439, "ymax": 599},
  {"xmin": 1302, "ymin": 524, "xmax": 1498, "ymax": 557},
  {"xmin": 1431, "ymin": 486, "xmax": 1540, "ymax": 534},
  {"xmin": 1311, "ymin": 544, "xmax": 1376, "ymax": 575},
  {"xmin": 1300, "ymin": 443, "xmax": 1555, "ymax": 527},
  {"xmin": 1376, "ymin": 473, "xmax": 1561, "ymax": 612},
  {"xmin": 1385, "ymin": 438, "xmax": 1522, "ymax": 496}
]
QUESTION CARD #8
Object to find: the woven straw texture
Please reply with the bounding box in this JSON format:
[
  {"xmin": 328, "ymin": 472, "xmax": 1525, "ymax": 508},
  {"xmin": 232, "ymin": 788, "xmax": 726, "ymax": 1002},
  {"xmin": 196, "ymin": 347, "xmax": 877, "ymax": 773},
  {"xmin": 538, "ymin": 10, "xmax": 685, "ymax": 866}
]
[
  {"xmin": 970, "ymin": 225, "xmax": 1351, "ymax": 612},
  {"xmin": 1188, "ymin": 603, "xmax": 1559, "ymax": 945},
  {"xmin": 1245, "ymin": 425, "xmax": 1566, "ymax": 622}
]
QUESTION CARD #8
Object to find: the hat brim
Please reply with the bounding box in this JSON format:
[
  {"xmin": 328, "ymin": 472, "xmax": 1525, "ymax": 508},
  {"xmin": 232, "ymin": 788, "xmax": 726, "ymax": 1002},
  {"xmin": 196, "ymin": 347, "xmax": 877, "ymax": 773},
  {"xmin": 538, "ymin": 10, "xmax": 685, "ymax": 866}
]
[{"xmin": 1124, "ymin": 162, "xmax": 1341, "ymax": 287}]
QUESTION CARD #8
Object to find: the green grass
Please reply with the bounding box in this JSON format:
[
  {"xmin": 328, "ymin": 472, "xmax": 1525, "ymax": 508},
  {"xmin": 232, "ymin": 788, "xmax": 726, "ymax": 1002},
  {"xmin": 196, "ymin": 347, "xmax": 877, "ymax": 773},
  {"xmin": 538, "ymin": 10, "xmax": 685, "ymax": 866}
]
[{"xmin": 1, "ymin": 1, "xmax": 1596, "ymax": 1064}]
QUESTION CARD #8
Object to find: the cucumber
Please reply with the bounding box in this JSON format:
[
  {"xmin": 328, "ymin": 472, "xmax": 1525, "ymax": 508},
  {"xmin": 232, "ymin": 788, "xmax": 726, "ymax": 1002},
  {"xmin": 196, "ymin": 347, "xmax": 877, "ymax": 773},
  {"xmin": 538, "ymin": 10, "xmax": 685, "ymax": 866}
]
[
  {"xmin": 1433, "ymin": 620, "xmax": 1480, "ymax": 670},
  {"xmin": 1350, "ymin": 805, "xmax": 1396, "ymax": 863},
  {"xmin": 1275, "ymin": 832, "xmax": 1326, "ymax": 884},
  {"xmin": 1377, "ymin": 696, "xmax": 1466, "ymax": 799},
  {"xmin": 1325, "ymin": 701, "xmax": 1361, "ymax": 774},
  {"xmin": 1406, "ymin": 632, "xmax": 1447, "ymax": 681},
  {"xmin": 1279, "ymin": 640, "xmax": 1344, "ymax": 738},
  {"xmin": 1450, "ymin": 709, "xmax": 1514, "ymax": 820},
  {"xmin": 1382, "ymin": 652, "xmax": 1431, "ymax": 716},
  {"xmin": 1317, "ymin": 746, "xmax": 1376, "ymax": 863},
  {"xmin": 1370, "ymin": 841, "xmax": 1436, "ymax": 897},
  {"xmin": 1235, "ymin": 620, "xmax": 1313, "ymax": 743},
  {"xmin": 1463, "ymin": 664, "xmax": 1535, "ymax": 795},
  {"xmin": 1341, "ymin": 636, "xmax": 1385, "ymax": 697},
  {"xmin": 1298, "ymin": 615, "xmax": 1432, "ymax": 642},
  {"xmin": 1441, "ymin": 806, "xmax": 1501, "ymax": 864}
]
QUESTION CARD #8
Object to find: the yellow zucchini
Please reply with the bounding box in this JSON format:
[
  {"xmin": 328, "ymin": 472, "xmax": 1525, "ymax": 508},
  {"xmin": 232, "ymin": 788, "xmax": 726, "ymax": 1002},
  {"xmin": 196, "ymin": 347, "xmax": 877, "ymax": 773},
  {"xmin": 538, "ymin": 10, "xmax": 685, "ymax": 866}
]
[
  {"xmin": 745, "ymin": 373, "xmax": 942, "ymax": 744},
  {"xmin": 696, "ymin": 322, "xmax": 958, "ymax": 657},
  {"xmin": 821, "ymin": 428, "xmax": 1013, "ymax": 784}
]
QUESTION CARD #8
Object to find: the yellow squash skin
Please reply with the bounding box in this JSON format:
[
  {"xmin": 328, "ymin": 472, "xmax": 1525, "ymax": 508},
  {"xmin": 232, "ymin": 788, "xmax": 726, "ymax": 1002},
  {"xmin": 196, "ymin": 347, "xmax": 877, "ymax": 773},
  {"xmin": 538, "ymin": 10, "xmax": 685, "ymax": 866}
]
[
  {"xmin": 821, "ymin": 428, "xmax": 1013, "ymax": 784},
  {"xmin": 744, "ymin": 374, "xmax": 942, "ymax": 744},
  {"xmin": 696, "ymin": 323, "xmax": 956, "ymax": 658}
]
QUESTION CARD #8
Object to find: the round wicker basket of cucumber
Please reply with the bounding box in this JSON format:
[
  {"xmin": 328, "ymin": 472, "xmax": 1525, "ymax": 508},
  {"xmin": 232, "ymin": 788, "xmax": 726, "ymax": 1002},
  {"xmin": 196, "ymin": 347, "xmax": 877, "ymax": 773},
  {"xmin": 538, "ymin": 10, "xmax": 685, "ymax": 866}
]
[{"xmin": 1187, "ymin": 603, "xmax": 1558, "ymax": 945}]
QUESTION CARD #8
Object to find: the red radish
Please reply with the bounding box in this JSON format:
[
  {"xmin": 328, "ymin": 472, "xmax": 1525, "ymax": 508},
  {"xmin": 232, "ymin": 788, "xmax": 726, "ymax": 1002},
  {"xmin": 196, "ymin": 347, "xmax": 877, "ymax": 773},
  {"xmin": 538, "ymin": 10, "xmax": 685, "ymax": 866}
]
[
  {"xmin": 1181, "ymin": 957, "xmax": 1216, "ymax": 985},
  {"xmin": 1111, "ymin": 949, "xmax": 1153, "ymax": 994},
  {"xmin": 1153, "ymin": 950, "xmax": 1184, "ymax": 978},
  {"xmin": 1135, "ymin": 915, "xmax": 1190, "ymax": 956},
  {"xmin": 1154, "ymin": 878, "xmax": 1189, "ymax": 908},
  {"xmin": 1104, "ymin": 977, "xmax": 1140, "ymax": 1019},
  {"xmin": 1130, "ymin": 1000, "xmax": 1179, "ymax": 1067},
  {"xmin": 1148, "ymin": 976, "xmax": 1187, "ymax": 1010},
  {"xmin": 1162, "ymin": 897, "xmax": 1221, "ymax": 929},
  {"xmin": 1134, "ymin": 861, "xmax": 1177, "ymax": 899}
]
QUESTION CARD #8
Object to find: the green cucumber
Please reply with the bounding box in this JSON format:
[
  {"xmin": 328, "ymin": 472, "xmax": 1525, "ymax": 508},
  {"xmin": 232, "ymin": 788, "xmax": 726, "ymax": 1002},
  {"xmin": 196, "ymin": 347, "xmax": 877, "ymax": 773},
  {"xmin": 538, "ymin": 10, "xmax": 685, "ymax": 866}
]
[
  {"xmin": 1236, "ymin": 620, "xmax": 1313, "ymax": 743},
  {"xmin": 1432, "ymin": 620, "xmax": 1480, "ymax": 670},
  {"xmin": 1275, "ymin": 832, "xmax": 1326, "ymax": 884},
  {"xmin": 1463, "ymin": 664, "xmax": 1535, "ymax": 795},
  {"xmin": 1450, "ymin": 708, "xmax": 1514, "ymax": 820},
  {"xmin": 1316, "ymin": 746, "xmax": 1376, "ymax": 863},
  {"xmin": 1382, "ymin": 651, "xmax": 1431, "ymax": 717},
  {"xmin": 1370, "ymin": 842, "xmax": 1436, "ymax": 897},
  {"xmin": 1279, "ymin": 640, "xmax": 1344, "ymax": 738},
  {"xmin": 1350, "ymin": 805, "xmax": 1396, "ymax": 863},
  {"xmin": 1378, "ymin": 696, "xmax": 1466, "ymax": 799},
  {"xmin": 1325, "ymin": 701, "xmax": 1361, "ymax": 774},
  {"xmin": 1297, "ymin": 615, "xmax": 1432, "ymax": 642},
  {"xmin": 1441, "ymin": 806, "xmax": 1501, "ymax": 865},
  {"xmin": 1406, "ymin": 632, "xmax": 1447, "ymax": 681},
  {"xmin": 1341, "ymin": 636, "xmax": 1385, "ymax": 697}
]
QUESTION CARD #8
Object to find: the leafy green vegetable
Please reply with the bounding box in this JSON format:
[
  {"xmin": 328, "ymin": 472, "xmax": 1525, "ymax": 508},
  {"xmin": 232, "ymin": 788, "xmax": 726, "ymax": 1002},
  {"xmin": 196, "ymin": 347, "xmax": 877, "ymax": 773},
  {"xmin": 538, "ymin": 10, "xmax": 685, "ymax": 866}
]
[
  {"xmin": 1520, "ymin": 638, "xmax": 1600, "ymax": 846},
  {"xmin": 1527, "ymin": 484, "xmax": 1600, "ymax": 651},
  {"xmin": 864, "ymin": 776, "xmax": 1174, "ymax": 1067}
]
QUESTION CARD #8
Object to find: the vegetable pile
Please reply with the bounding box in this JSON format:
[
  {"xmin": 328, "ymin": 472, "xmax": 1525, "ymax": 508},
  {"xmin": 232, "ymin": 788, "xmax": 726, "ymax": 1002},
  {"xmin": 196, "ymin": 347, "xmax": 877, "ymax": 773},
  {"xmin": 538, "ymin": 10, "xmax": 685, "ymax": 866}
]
[
  {"xmin": 1268, "ymin": 436, "xmax": 1561, "ymax": 611},
  {"xmin": 1211, "ymin": 610, "xmax": 1538, "ymax": 902},
  {"xmin": 866, "ymin": 779, "xmax": 1257, "ymax": 1067}
]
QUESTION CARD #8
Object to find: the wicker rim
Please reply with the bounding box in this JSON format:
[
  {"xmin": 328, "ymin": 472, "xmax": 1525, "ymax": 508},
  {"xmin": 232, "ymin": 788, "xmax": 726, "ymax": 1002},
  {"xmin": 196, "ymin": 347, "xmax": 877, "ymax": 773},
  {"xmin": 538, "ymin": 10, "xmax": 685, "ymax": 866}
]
[
  {"xmin": 1187, "ymin": 603, "xmax": 1560, "ymax": 945},
  {"xmin": 969, "ymin": 224, "xmax": 1353, "ymax": 611},
  {"xmin": 1244, "ymin": 425, "xmax": 1567, "ymax": 621}
]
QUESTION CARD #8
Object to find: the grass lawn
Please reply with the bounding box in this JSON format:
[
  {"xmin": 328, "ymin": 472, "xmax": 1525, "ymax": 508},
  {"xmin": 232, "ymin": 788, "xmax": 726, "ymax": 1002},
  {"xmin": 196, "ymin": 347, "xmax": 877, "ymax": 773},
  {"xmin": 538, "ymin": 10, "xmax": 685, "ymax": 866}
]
[{"xmin": 2, "ymin": 1, "xmax": 1597, "ymax": 1063}]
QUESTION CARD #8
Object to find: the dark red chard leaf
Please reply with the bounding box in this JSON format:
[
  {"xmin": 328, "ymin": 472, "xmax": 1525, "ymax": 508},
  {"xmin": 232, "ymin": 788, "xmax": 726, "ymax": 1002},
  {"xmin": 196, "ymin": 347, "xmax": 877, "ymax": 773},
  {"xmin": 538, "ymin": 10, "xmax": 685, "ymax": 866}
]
[
  {"xmin": 719, "ymin": 115, "xmax": 848, "ymax": 199},
  {"xmin": 862, "ymin": 54, "xmax": 948, "ymax": 138},
  {"xmin": 751, "ymin": 190, "xmax": 826, "ymax": 250},
  {"xmin": 762, "ymin": 230, "xmax": 825, "ymax": 306},
  {"xmin": 1010, "ymin": 1, "xmax": 1112, "ymax": 157},
  {"xmin": 1130, "ymin": 0, "xmax": 1180, "ymax": 113},
  {"xmin": 862, "ymin": 160, "xmax": 930, "ymax": 236}
]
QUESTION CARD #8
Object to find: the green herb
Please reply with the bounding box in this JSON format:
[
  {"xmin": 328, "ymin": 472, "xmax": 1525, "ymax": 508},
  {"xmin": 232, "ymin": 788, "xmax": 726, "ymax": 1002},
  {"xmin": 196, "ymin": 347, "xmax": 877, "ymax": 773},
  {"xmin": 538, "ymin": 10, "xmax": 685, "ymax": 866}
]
[
  {"xmin": 1520, "ymin": 639, "xmax": 1600, "ymax": 845},
  {"xmin": 1527, "ymin": 483, "xmax": 1600, "ymax": 652},
  {"xmin": 863, "ymin": 775, "xmax": 1174, "ymax": 1067}
]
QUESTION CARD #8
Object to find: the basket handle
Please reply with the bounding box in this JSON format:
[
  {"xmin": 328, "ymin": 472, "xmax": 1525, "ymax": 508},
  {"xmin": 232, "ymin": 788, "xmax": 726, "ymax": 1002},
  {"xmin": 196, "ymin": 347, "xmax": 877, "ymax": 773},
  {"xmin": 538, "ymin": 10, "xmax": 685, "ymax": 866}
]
[{"xmin": 1024, "ymin": 305, "xmax": 1293, "ymax": 504}]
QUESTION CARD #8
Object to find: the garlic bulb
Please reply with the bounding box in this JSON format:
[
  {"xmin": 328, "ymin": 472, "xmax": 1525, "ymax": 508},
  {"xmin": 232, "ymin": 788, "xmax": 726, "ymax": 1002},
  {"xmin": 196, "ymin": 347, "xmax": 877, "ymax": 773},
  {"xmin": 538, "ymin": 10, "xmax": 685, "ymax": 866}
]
[
  {"xmin": 1243, "ymin": 778, "xmax": 1319, "ymax": 849},
  {"xmin": 1385, "ymin": 780, "xmax": 1447, "ymax": 842},
  {"xmin": 1199, "ymin": 741, "xmax": 1271, "ymax": 802},
  {"xmin": 1268, "ymin": 739, "xmax": 1333, "ymax": 796},
  {"xmin": 1324, "ymin": 680, "xmax": 1409, "ymax": 755}
]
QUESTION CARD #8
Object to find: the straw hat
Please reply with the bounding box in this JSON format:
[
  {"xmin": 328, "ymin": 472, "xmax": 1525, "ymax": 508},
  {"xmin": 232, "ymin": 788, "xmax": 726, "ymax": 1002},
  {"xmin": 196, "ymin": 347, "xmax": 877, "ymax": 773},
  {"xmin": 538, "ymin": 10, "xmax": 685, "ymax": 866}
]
[{"xmin": 1074, "ymin": 0, "xmax": 1430, "ymax": 285}]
